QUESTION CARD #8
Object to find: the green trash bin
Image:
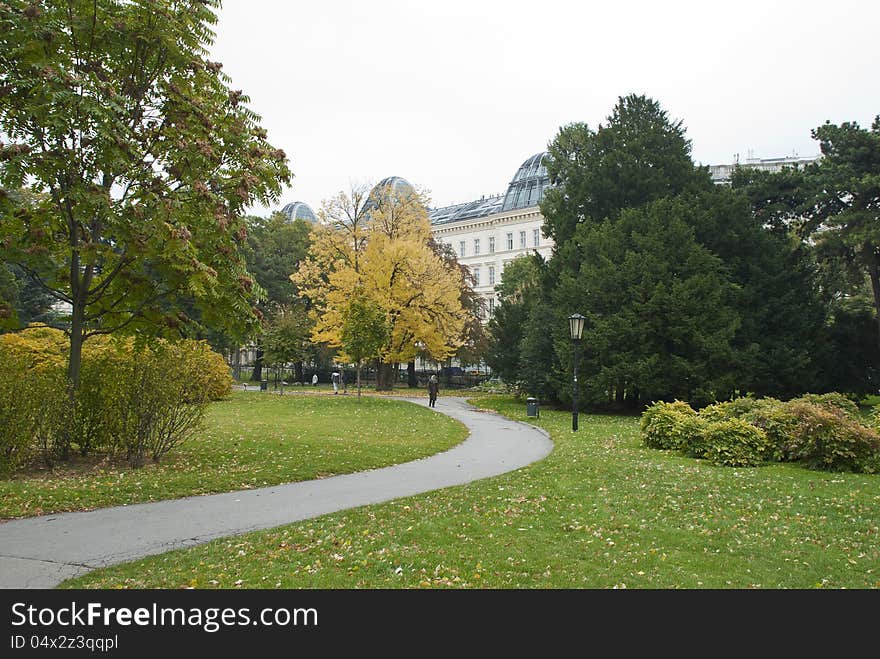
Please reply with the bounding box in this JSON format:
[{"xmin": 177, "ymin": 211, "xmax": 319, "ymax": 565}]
[
  {"xmin": 260, "ymin": 380, "xmax": 268, "ymax": 391},
  {"xmin": 526, "ymin": 397, "xmax": 539, "ymax": 418}
]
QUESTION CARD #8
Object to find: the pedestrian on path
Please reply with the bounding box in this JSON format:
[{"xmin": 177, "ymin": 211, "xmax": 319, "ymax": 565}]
[
  {"xmin": 312, "ymin": 373, "xmax": 318, "ymax": 387},
  {"xmin": 331, "ymin": 371, "xmax": 340, "ymax": 394},
  {"xmin": 428, "ymin": 374, "xmax": 439, "ymax": 408}
]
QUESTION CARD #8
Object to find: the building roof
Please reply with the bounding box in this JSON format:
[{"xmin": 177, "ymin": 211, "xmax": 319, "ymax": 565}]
[
  {"xmin": 429, "ymin": 151, "xmax": 550, "ymax": 225},
  {"xmin": 428, "ymin": 195, "xmax": 505, "ymax": 225},
  {"xmin": 280, "ymin": 201, "xmax": 317, "ymax": 223},
  {"xmin": 370, "ymin": 176, "xmax": 416, "ymax": 201},
  {"xmin": 501, "ymin": 152, "xmax": 550, "ymax": 212}
]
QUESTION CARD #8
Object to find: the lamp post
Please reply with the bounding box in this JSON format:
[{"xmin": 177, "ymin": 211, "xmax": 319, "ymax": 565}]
[{"xmin": 568, "ymin": 313, "xmax": 586, "ymax": 432}]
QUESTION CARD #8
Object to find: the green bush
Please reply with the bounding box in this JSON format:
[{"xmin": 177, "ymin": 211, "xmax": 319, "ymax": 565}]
[
  {"xmin": 0, "ymin": 329, "xmax": 231, "ymax": 473},
  {"xmin": 677, "ymin": 414, "xmax": 711, "ymax": 459},
  {"xmin": 640, "ymin": 401, "xmax": 696, "ymax": 450},
  {"xmin": 96, "ymin": 339, "xmax": 220, "ymax": 467},
  {"xmin": 642, "ymin": 392, "xmax": 880, "ymax": 473},
  {"xmin": 789, "ymin": 392, "xmax": 860, "ymax": 420},
  {"xmin": 782, "ymin": 402, "xmax": 880, "ymax": 473},
  {"xmin": 703, "ymin": 419, "xmax": 769, "ymax": 467},
  {"xmin": 740, "ymin": 398, "xmax": 795, "ymax": 461},
  {"xmin": 0, "ymin": 347, "xmax": 68, "ymax": 473}
]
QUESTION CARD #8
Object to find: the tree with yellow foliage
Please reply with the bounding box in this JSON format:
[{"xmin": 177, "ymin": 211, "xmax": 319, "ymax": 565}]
[{"xmin": 293, "ymin": 183, "xmax": 466, "ymax": 390}]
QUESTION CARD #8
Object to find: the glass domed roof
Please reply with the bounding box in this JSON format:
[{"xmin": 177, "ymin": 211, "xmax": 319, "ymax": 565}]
[
  {"xmin": 280, "ymin": 201, "xmax": 317, "ymax": 223},
  {"xmin": 369, "ymin": 176, "xmax": 415, "ymax": 202},
  {"xmin": 501, "ymin": 152, "xmax": 550, "ymax": 212},
  {"xmin": 364, "ymin": 176, "xmax": 416, "ymax": 215}
]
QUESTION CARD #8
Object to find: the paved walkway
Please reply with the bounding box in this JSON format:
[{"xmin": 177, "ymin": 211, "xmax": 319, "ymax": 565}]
[{"xmin": 0, "ymin": 397, "xmax": 552, "ymax": 588}]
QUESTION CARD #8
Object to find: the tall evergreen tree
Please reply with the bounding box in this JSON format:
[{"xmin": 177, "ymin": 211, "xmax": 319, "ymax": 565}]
[
  {"xmin": 800, "ymin": 117, "xmax": 880, "ymax": 349},
  {"xmin": 541, "ymin": 94, "xmax": 710, "ymax": 247}
]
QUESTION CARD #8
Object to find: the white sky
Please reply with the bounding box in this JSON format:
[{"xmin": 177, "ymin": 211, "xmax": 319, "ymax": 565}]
[{"xmin": 210, "ymin": 0, "xmax": 880, "ymax": 215}]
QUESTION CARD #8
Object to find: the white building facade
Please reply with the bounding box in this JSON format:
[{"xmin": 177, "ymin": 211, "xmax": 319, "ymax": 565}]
[
  {"xmin": 429, "ymin": 152, "xmax": 554, "ymax": 318},
  {"xmin": 708, "ymin": 153, "xmax": 820, "ymax": 185}
]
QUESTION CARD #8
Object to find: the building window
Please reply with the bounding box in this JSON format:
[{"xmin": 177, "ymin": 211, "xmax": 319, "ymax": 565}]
[
  {"xmin": 519, "ymin": 231, "xmax": 526, "ymax": 249},
  {"xmin": 489, "ymin": 236, "xmax": 495, "ymax": 254},
  {"xmin": 474, "ymin": 238, "xmax": 480, "ymax": 255},
  {"xmin": 506, "ymin": 232, "xmax": 513, "ymax": 250},
  {"xmin": 488, "ymin": 297, "xmax": 495, "ymax": 315},
  {"xmin": 459, "ymin": 241, "xmax": 465, "ymax": 258},
  {"xmin": 473, "ymin": 267, "xmax": 480, "ymax": 286},
  {"xmin": 488, "ymin": 265, "xmax": 495, "ymax": 286},
  {"xmin": 533, "ymin": 228, "xmax": 540, "ymax": 247}
]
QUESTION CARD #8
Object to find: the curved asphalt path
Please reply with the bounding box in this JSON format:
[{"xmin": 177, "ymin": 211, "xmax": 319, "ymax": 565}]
[{"xmin": 0, "ymin": 396, "xmax": 552, "ymax": 589}]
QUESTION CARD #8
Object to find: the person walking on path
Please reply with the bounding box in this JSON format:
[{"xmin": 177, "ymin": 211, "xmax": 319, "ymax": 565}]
[
  {"xmin": 331, "ymin": 371, "xmax": 340, "ymax": 394},
  {"xmin": 428, "ymin": 374, "xmax": 440, "ymax": 408},
  {"xmin": 312, "ymin": 373, "xmax": 318, "ymax": 387}
]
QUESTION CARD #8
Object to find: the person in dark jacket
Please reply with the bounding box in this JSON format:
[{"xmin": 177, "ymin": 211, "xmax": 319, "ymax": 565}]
[{"xmin": 427, "ymin": 374, "xmax": 439, "ymax": 408}]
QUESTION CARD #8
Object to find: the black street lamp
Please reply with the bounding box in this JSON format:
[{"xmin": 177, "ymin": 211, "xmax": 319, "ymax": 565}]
[{"xmin": 568, "ymin": 313, "xmax": 586, "ymax": 431}]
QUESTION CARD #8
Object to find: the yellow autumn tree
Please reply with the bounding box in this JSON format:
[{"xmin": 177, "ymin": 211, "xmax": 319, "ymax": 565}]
[{"xmin": 292, "ymin": 182, "xmax": 466, "ymax": 389}]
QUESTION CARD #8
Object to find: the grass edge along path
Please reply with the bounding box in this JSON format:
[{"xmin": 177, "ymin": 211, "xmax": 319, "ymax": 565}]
[
  {"xmin": 1, "ymin": 391, "xmax": 467, "ymax": 520},
  {"xmin": 61, "ymin": 395, "xmax": 880, "ymax": 589}
]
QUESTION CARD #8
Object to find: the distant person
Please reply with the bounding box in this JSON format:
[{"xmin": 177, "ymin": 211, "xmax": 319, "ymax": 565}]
[
  {"xmin": 312, "ymin": 373, "xmax": 318, "ymax": 387},
  {"xmin": 428, "ymin": 374, "xmax": 439, "ymax": 408},
  {"xmin": 331, "ymin": 371, "xmax": 340, "ymax": 394},
  {"xmin": 340, "ymin": 370, "xmax": 347, "ymax": 394}
]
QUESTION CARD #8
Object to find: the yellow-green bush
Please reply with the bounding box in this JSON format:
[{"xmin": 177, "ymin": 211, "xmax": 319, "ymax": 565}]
[
  {"xmin": 0, "ymin": 332, "xmax": 69, "ymax": 471},
  {"xmin": 789, "ymin": 392, "xmax": 860, "ymax": 420},
  {"xmin": 678, "ymin": 414, "xmax": 711, "ymax": 459},
  {"xmin": 740, "ymin": 398, "xmax": 797, "ymax": 461},
  {"xmin": 640, "ymin": 400, "xmax": 696, "ymax": 450},
  {"xmin": 781, "ymin": 402, "xmax": 880, "ymax": 473},
  {"xmin": 0, "ymin": 325, "xmax": 68, "ymax": 370},
  {"xmin": 702, "ymin": 418, "xmax": 769, "ymax": 467},
  {"xmin": 640, "ymin": 392, "xmax": 880, "ymax": 473},
  {"xmin": 0, "ymin": 328, "xmax": 232, "ymax": 472}
]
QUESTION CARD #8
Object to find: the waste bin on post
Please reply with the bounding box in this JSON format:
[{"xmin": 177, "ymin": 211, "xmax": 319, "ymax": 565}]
[
  {"xmin": 526, "ymin": 397, "xmax": 539, "ymax": 418},
  {"xmin": 260, "ymin": 380, "xmax": 268, "ymax": 391}
]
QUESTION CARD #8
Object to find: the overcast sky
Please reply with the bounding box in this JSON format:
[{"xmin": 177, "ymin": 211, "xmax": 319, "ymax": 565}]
[{"xmin": 210, "ymin": 0, "xmax": 880, "ymax": 215}]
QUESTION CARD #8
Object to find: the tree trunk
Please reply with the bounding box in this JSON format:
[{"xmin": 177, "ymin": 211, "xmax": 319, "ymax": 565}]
[
  {"xmin": 357, "ymin": 364, "xmax": 362, "ymax": 399},
  {"xmin": 376, "ymin": 360, "xmax": 394, "ymax": 391},
  {"xmin": 869, "ymin": 258, "xmax": 880, "ymax": 354},
  {"xmin": 251, "ymin": 345, "xmax": 264, "ymax": 381},
  {"xmin": 407, "ymin": 360, "xmax": 417, "ymax": 388},
  {"xmin": 63, "ymin": 301, "xmax": 86, "ymax": 463},
  {"xmin": 233, "ymin": 345, "xmax": 241, "ymax": 381}
]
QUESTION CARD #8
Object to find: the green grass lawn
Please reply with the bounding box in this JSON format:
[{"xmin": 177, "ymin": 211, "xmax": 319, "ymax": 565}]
[
  {"xmin": 0, "ymin": 391, "xmax": 467, "ymax": 519},
  {"xmin": 61, "ymin": 396, "xmax": 880, "ymax": 589}
]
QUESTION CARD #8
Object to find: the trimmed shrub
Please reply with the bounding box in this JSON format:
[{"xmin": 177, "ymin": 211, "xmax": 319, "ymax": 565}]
[
  {"xmin": 640, "ymin": 391, "xmax": 880, "ymax": 473},
  {"xmin": 740, "ymin": 398, "xmax": 795, "ymax": 461},
  {"xmin": 0, "ymin": 328, "xmax": 232, "ymax": 472},
  {"xmin": 183, "ymin": 340, "xmax": 233, "ymax": 402},
  {"xmin": 0, "ymin": 325, "xmax": 68, "ymax": 370},
  {"xmin": 697, "ymin": 401, "xmax": 732, "ymax": 423},
  {"xmin": 640, "ymin": 401, "xmax": 696, "ymax": 450},
  {"xmin": 0, "ymin": 348, "xmax": 68, "ymax": 472},
  {"xmin": 724, "ymin": 396, "xmax": 766, "ymax": 418},
  {"xmin": 782, "ymin": 402, "xmax": 880, "ymax": 473},
  {"xmin": 703, "ymin": 419, "xmax": 769, "ymax": 467},
  {"xmin": 789, "ymin": 393, "xmax": 860, "ymax": 420},
  {"xmin": 96, "ymin": 339, "xmax": 226, "ymax": 466},
  {"xmin": 678, "ymin": 414, "xmax": 711, "ymax": 459}
]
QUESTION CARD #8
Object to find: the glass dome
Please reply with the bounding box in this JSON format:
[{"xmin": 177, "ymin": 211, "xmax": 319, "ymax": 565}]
[
  {"xmin": 369, "ymin": 176, "xmax": 415, "ymax": 202},
  {"xmin": 501, "ymin": 152, "xmax": 550, "ymax": 212},
  {"xmin": 280, "ymin": 201, "xmax": 317, "ymax": 223},
  {"xmin": 364, "ymin": 176, "xmax": 416, "ymax": 215}
]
